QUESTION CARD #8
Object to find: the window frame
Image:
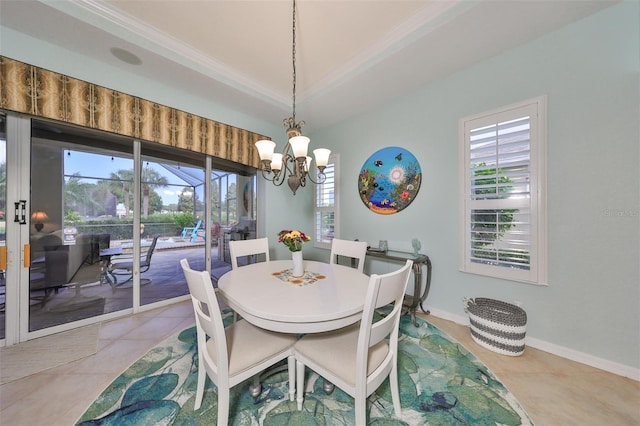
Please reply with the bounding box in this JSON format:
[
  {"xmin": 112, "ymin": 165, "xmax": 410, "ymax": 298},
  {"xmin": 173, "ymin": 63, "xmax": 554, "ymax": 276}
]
[
  {"xmin": 459, "ymin": 96, "xmax": 547, "ymax": 285},
  {"xmin": 313, "ymin": 153, "xmax": 339, "ymax": 250}
]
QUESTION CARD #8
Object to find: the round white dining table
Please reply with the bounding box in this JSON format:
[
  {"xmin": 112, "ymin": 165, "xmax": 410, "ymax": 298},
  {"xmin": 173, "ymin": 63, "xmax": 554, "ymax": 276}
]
[{"xmin": 217, "ymin": 260, "xmax": 370, "ymax": 334}]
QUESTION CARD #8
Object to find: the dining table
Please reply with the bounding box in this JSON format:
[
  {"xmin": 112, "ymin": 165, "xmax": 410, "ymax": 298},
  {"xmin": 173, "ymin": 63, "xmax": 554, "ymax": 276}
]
[{"xmin": 217, "ymin": 259, "xmax": 371, "ymax": 334}]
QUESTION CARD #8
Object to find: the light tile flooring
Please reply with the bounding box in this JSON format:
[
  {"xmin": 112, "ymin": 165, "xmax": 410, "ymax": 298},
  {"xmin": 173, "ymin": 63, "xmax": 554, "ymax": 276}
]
[{"xmin": 1, "ymin": 300, "xmax": 638, "ymax": 425}]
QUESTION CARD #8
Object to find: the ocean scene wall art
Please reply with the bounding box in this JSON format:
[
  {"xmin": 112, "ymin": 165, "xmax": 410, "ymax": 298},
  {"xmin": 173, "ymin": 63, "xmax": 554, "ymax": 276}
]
[{"xmin": 358, "ymin": 146, "xmax": 422, "ymax": 214}]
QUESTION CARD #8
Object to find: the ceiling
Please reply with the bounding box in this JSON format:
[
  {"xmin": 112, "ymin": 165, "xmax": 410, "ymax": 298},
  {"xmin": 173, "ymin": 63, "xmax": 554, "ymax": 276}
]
[{"xmin": 1, "ymin": 0, "xmax": 618, "ymax": 133}]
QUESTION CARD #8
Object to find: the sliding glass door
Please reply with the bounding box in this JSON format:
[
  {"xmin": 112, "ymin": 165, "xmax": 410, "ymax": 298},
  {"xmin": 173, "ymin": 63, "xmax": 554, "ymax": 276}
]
[
  {"xmin": 1, "ymin": 112, "xmax": 260, "ymax": 344},
  {"xmin": 28, "ymin": 121, "xmax": 135, "ymax": 332},
  {"xmin": 137, "ymin": 143, "xmax": 207, "ymax": 305}
]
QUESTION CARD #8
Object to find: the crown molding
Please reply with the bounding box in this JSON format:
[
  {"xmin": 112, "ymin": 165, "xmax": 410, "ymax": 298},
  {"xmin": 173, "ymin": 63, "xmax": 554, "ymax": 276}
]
[{"xmin": 51, "ymin": 0, "xmax": 289, "ymax": 107}]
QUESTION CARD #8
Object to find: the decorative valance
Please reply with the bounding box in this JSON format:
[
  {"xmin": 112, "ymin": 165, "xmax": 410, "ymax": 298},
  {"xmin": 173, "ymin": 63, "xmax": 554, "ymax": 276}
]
[{"xmin": 0, "ymin": 56, "xmax": 267, "ymax": 169}]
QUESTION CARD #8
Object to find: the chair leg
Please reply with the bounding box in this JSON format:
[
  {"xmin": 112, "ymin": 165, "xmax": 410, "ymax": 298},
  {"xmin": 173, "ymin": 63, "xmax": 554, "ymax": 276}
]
[
  {"xmin": 217, "ymin": 385, "xmax": 230, "ymax": 426},
  {"xmin": 194, "ymin": 358, "xmax": 206, "ymax": 410},
  {"xmin": 354, "ymin": 393, "xmax": 367, "ymax": 426},
  {"xmin": 287, "ymin": 355, "xmax": 296, "ymax": 402},
  {"xmin": 296, "ymin": 360, "xmax": 305, "ymax": 410},
  {"xmin": 249, "ymin": 374, "xmax": 262, "ymax": 398},
  {"xmin": 390, "ymin": 364, "xmax": 402, "ymax": 417}
]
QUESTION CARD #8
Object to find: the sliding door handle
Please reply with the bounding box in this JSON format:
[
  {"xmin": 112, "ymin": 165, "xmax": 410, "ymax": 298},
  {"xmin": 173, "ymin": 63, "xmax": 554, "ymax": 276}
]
[
  {"xmin": 24, "ymin": 244, "xmax": 30, "ymax": 268},
  {"xmin": 0, "ymin": 246, "xmax": 6, "ymax": 270}
]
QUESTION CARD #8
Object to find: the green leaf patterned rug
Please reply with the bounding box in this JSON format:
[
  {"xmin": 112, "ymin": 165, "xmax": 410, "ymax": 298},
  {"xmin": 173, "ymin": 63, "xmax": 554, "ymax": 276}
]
[{"xmin": 77, "ymin": 313, "xmax": 533, "ymax": 425}]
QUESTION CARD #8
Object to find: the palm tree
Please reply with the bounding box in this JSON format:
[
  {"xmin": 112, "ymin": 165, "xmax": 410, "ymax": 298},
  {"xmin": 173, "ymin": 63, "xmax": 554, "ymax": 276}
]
[
  {"xmin": 141, "ymin": 167, "xmax": 168, "ymax": 218},
  {"xmin": 65, "ymin": 173, "xmax": 93, "ymax": 217},
  {"xmin": 109, "ymin": 169, "xmax": 134, "ymax": 218},
  {"xmin": 109, "ymin": 168, "xmax": 168, "ymax": 218}
]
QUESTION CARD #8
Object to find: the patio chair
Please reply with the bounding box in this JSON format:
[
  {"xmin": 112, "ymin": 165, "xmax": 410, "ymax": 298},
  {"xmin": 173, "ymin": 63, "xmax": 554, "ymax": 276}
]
[
  {"xmin": 180, "ymin": 220, "xmax": 202, "ymax": 241},
  {"xmin": 109, "ymin": 236, "xmax": 159, "ymax": 287},
  {"xmin": 329, "ymin": 238, "xmax": 368, "ymax": 273},
  {"xmin": 180, "ymin": 258, "xmax": 296, "ymax": 425},
  {"xmin": 295, "ymin": 260, "xmax": 413, "ymax": 425},
  {"xmin": 191, "ymin": 225, "xmax": 206, "ymax": 243}
]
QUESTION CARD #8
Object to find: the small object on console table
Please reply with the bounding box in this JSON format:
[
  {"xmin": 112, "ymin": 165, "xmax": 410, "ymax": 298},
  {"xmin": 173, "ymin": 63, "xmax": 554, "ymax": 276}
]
[{"xmin": 412, "ymin": 238, "xmax": 421, "ymax": 256}]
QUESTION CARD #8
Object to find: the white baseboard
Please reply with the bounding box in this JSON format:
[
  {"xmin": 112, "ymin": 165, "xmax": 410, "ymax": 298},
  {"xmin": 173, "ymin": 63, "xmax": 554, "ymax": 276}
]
[{"xmin": 427, "ymin": 308, "xmax": 640, "ymax": 381}]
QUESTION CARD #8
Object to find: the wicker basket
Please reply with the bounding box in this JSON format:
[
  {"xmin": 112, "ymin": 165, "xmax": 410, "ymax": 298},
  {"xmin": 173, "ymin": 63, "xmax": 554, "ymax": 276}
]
[{"xmin": 463, "ymin": 298, "xmax": 527, "ymax": 356}]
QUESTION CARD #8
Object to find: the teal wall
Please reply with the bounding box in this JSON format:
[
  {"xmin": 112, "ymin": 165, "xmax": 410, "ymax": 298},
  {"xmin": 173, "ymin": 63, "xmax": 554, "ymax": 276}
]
[
  {"xmin": 2, "ymin": 2, "xmax": 638, "ymax": 372},
  {"xmin": 308, "ymin": 2, "xmax": 639, "ymax": 372}
]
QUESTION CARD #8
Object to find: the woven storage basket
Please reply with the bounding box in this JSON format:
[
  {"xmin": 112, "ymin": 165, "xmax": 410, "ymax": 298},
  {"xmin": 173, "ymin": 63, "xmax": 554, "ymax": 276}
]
[{"xmin": 463, "ymin": 298, "xmax": 527, "ymax": 356}]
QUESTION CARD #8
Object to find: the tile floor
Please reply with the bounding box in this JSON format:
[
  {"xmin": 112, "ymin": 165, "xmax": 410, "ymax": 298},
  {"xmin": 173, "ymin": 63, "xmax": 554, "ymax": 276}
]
[{"xmin": 0, "ymin": 300, "xmax": 638, "ymax": 425}]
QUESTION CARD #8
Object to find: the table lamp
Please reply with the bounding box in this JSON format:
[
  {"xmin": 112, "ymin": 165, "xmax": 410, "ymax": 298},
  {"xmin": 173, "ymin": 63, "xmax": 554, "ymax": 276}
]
[{"xmin": 31, "ymin": 210, "xmax": 49, "ymax": 232}]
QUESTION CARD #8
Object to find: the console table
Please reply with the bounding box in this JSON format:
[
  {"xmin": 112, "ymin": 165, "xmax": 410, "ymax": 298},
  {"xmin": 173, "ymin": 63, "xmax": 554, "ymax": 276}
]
[{"xmin": 365, "ymin": 249, "xmax": 432, "ymax": 327}]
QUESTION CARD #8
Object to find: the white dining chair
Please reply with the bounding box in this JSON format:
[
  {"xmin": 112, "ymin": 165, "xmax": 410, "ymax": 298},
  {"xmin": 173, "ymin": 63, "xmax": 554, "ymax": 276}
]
[
  {"xmin": 295, "ymin": 259, "xmax": 413, "ymax": 425},
  {"xmin": 180, "ymin": 259, "xmax": 296, "ymax": 425},
  {"xmin": 228, "ymin": 237, "xmax": 270, "ymax": 322},
  {"xmin": 329, "ymin": 238, "xmax": 368, "ymax": 273},
  {"xmin": 229, "ymin": 237, "xmax": 270, "ymax": 269}
]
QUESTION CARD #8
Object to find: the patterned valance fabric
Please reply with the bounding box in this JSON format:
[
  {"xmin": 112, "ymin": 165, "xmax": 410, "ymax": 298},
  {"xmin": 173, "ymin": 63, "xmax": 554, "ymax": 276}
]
[{"xmin": 0, "ymin": 56, "xmax": 267, "ymax": 168}]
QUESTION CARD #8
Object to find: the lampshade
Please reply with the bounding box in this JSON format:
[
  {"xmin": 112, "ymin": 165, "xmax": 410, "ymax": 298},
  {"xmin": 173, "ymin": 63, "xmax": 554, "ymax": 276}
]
[
  {"xmin": 313, "ymin": 148, "xmax": 331, "ymax": 168},
  {"xmin": 289, "ymin": 135, "xmax": 310, "ymax": 159},
  {"xmin": 271, "ymin": 153, "xmax": 284, "ymax": 171},
  {"xmin": 31, "ymin": 210, "xmax": 49, "ymax": 222},
  {"xmin": 255, "ymin": 140, "xmax": 276, "ymax": 161}
]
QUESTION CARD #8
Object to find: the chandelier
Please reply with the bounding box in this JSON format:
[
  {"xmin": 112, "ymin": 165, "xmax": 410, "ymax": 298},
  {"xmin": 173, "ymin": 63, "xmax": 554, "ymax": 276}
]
[{"xmin": 255, "ymin": 0, "xmax": 331, "ymax": 195}]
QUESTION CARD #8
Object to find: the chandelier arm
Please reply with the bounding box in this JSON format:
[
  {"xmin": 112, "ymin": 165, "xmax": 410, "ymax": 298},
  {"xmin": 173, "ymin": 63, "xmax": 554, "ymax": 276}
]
[
  {"xmin": 305, "ymin": 170, "xmax": 327, "ymax": 185},
  {"xmin": 282, "ymin": 154, "xmax": 297, "ymax": 175},
  {"xmin": 260, "ymin": 168, "xmax": 287, "ymax": 187}
]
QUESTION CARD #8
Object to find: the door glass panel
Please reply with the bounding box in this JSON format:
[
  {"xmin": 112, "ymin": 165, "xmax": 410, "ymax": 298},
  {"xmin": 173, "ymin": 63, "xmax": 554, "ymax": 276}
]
[
  {"xmin": 29, "ymin": 121, "xmax": 133, "ymax": 331},
  {"xmin": 0, "ymin": 114, "xmax": 6, "ymax": 340},
  {"xmin": 218, "ymin": 174, "xmax": 258, "ymax": 268},
  {"xmin": 138, "ymin": 145, "xmax": 205, "ymax": 305}
]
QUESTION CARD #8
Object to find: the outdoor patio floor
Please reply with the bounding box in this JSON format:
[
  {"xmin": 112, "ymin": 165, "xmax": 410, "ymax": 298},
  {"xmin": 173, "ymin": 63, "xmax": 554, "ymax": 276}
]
[{"xmin": 7, "ymin": 241, "xmax": 233, "ymax": 335}]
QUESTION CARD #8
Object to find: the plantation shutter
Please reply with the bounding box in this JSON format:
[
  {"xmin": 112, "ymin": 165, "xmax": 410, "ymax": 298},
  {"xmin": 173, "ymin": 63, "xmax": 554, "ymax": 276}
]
[
  {"xmin": 464, "ymin": 102, "xmax": 540, "ymax": 278},
  {"xmin": 314, "ymin": 156, "xmax": 338, "ymax": 248}
]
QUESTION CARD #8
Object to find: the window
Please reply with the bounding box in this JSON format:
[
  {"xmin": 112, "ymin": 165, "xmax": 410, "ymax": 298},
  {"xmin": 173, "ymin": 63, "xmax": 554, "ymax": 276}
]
[
  {"xmin": 459, "ymin": 96, "xmax": 547, "ymax": 284},
  {"xmin": 314, "ymin": 154, "xmax": 338, "ymax": 249}
]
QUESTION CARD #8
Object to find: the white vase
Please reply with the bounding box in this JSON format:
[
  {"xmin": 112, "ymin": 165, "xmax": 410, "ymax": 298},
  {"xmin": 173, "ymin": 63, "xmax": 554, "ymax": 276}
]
[{"xmin": 291, "ymin": 250, "xmax": 304, "ymax": 277}]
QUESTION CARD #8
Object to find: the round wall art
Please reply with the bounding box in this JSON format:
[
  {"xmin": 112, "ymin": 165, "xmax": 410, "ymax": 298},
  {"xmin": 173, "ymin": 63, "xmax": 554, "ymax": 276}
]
[{"xmin": 358, "ymin": 146, "xmax": 422, "ymax": 215}]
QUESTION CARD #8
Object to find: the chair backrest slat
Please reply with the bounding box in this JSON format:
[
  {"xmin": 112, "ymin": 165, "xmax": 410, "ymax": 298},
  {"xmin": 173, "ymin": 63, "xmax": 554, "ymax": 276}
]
[
  {"xmin": 229, "ymin": 237, "xmax": 270, "ymax": 269},
  {"xmin": 144, "ymin": 236, "xmax": 159, "ymax": 264},
  {"xmin": 180, "ymin": 259, "xmax": 229, "ymax": 373},
  {"xmin": 329, "ymin": 239, "xmax": 368, "ymax": 272},
  {"xmin": 356, "ymin": 260, "xmax": 412, "ymax": 372}
]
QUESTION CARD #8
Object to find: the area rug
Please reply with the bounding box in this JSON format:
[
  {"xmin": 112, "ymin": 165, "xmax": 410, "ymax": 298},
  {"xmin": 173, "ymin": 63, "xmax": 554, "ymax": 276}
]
[
  {"xmin": 76, "ymin": 314, "xmax": 533, "ymax": 425},
  {"xmin": 0, "ymin": 323, "xmax": 100, "ymax": 384}
]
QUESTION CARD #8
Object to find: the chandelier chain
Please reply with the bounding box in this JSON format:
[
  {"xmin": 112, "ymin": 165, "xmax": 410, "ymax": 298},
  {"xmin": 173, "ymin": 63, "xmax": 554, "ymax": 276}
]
[
  {"xmin": 291, "ymin": 0, "xmax": 297, "ymax": 123},
  {"xmin": 256, "ymin": 0, "xmax": 328, "ymax": 195}
]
